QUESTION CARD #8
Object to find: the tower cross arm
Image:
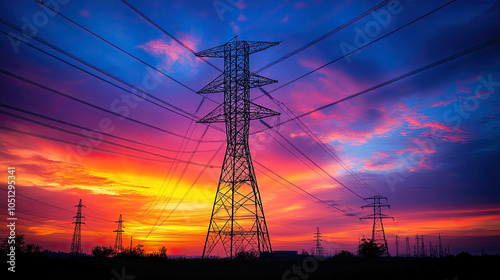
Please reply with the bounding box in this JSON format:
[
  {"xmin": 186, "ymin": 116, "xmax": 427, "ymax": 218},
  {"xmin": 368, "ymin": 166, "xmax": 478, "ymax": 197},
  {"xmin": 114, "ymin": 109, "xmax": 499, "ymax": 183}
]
[
  {"xmin": 247, "ymin": 41, "xmax": 281, "ymax": 54},
  {"xmin": 195, "ymin": 44, "xmax": 225, "ymax": 58}
]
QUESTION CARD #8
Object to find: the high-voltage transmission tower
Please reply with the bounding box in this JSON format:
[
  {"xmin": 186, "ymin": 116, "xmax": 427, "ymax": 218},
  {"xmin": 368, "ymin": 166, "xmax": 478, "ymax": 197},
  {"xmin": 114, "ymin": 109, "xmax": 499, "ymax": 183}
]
[
  {"xmin": 114, "ymin": 214, "xmax": 125, "ymax": 253},
  {"xmin": 196, "ymin": 36, "xmax": 280, "ymax": 258},
  {"xmin": 70, "ymin": 199, "xmax": 85, "ymax": 255},
  {"xmin": 313, "ymin": 227, "xmax": 324, "ymax": 257},
  {"xmin": 360, "ymin": 195, "xmax": 393, "ymax": 255}
]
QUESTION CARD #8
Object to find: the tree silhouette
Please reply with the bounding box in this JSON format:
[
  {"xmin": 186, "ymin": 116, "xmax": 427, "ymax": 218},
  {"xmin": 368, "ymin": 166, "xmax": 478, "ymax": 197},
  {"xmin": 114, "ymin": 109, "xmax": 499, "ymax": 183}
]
[
  {"xmin": 92, "ymin": 245, "xmax": 114, "ymax": 258},
  {"xmin": 358, "ymin": 238, "xmax": 386, "ymax": 258}
]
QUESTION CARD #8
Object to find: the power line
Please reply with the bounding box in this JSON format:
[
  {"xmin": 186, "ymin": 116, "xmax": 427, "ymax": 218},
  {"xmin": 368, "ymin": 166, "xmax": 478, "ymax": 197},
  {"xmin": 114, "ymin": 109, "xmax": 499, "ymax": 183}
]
[
  {"xmin": 120, "ymin": 0, "xmax": 223, "ymax": 72},
  {"xmin": 140, "ymin": 122, "xmax": 201, "ymax": 217},
  {"xmin": 252, "ymin": 34, "xmax": 500, "ymax": 133},
  {"xmin": 253, "ymin": 160, "xmax": 356, "ymax": 216},
  {"xmin": 261, "ymin": 119, "xmax": 365, "ymax": 200},
  {"xmin": 139, "ymin": 92, "xmax": 209, "ymax": 217},
  {"xmin": 141, "ymin": 141, "xmax": 225, "ymax": 241},
  {"xmin": 0, "ymin": 109, "xmax": 220, "ymax": 166},
  {"xmin": 253, "ymin": 0, "xmax": 458, "ymax": 100},
  {"xmin": 146, "ymin": 125, "xmax": 210, "ymax": 227},
  {"xmin": 0, "ymin": 19, "xmax": 200, "ymax": 121},
  {"xmin": 0, "ymin": 186, "xmax": 114, "ymax": 222},
  {"xmin": 0, "ymin": 68, "xmax": 223, "ymax": 143},
  {"xmin": 254, "ymin": 0, "xmax": 392, "ymax": 73},
  {"xmin": 35, "ymin": 0, "xmax": 201, "ymax": 96},
  {"xmin": 260, "ymin": 88, "xmax": 379, "ymax": 195},
  {"xmin": 0, "ymin": 125, "xmax": 219, "ymax": 168},
  {"xmin": 0, "ymin": 103, "xmax": 217, "ymax": 154}
]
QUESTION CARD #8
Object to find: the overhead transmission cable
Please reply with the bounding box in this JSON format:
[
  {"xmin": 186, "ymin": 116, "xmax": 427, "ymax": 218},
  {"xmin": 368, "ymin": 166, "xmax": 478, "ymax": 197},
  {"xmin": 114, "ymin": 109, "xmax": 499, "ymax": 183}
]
[
  {"xmin": 141, "ymin": 141, "xmax": 225, "ymax": 241},
  {"xmin": 0, "ymin": 186, "xmax": 114, "ymax": 222},
  {"xmin": 253, "ymin": 160, "xmax": 356, "ymax": 216},
  {"xmin": 0, "ymin": 19, "xmax": 199, "ymax": 121},
  {"xmin": 34, "ymin": 1, "xmax": 193, "ymax": 94},
  {"xmin": 260, "ymin": 119, "xmax": 365, "ymax": 200},
  {"xmin": 253, "ymin": 34, "xmax": 500, "ymax": 133},
  {"xmin": 35, "ymin": 1, "xmax": 220, "ymax": 105},
  {"xmin": 0, "ymin": 125, "xmax": 219, "ymax": 167},
  {"xmin": 253, "ymin": 0, "xmax": 458, "ymax": 100},
  {"xmin": 259, "ymin": 88, "xmax": 378, "ymax": 195},
  {"xmin": 254, "ymin": 0, "xmax": 392, "ymax": 73},
  {"xmin": 0, "ymin": 68, "xmax": 223, "ymax": 143},
  {"xmin": 120, "ymin": 0, "xmax": 223, "ymax": 72},
  {"xmin": 0, "ymin": 103, "xmax": 216, "ymax": 154},
  {"xmin": 0, "ymin": 109, "xmax": 219, "ymax": 167}
]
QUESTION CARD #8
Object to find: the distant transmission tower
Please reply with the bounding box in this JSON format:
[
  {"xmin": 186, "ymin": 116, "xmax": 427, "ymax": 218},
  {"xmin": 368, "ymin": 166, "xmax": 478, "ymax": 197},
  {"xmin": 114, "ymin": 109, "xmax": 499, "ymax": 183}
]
[
  {"xmin": 416, "ymin": 234, "xmax": 420, "ymax": 257},
  {"xmin": 360, "ymin": 195, "xmax": 394, "ymax": 255},
  {"xmin": 438, "ymin": 233, "xmax": 444, "ymax": 258},
  {"xmin": 313, "ymin": 227, "xmax": 323, "ymax": 257},
  {"xmin": 114, "ymin": 214, "xmax": 125, "ymax": 253},
  {"xmin": 196, "ymin": 36, "xmax": 280, "ymax": 258},
  {"xmin": 70, "ymin": 199, "xmax": 85, "ymax": 255},
  {"xmin": 421, "ymin": 234, "xmax": 425, "ymax": 257}
]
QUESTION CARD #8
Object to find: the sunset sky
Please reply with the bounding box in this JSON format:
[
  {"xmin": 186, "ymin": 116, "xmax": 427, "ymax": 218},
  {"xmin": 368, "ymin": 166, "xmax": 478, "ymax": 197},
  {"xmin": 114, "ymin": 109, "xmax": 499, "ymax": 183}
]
[{"xmin": 0, "ymin": 0, "xmax": 499, "ymax": 257}]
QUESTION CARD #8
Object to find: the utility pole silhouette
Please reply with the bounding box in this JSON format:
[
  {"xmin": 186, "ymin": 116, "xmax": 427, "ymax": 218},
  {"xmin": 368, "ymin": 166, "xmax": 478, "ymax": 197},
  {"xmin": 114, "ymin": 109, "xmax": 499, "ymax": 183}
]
[
  {"xmin": 196, "ymin": 36, "xmax": 280, "ymax": 258},
  {"xmin": 359, "ymin": 195, "xmax": 394, "ymax": 255},
  {"xmin": 314, "ymin": 227, "xmax": 323, "ymax": 257},
  {"xmin": 114, "ymin": 214, "xmax": 125, "ymax": 253},
  {"xmin": 438, "ymin": 233, "xmax": 444, "ymax": 257},
  {"xmin": 421, "ymin": 234, "xmax": 425, "ymax": 257},
  {"xmin": 416, "ymin": 234, "xmax": 420, "ymax": 257},
  {"xmin": 70, "ymin": 199, "xmax": 85, "ymax": 255}
]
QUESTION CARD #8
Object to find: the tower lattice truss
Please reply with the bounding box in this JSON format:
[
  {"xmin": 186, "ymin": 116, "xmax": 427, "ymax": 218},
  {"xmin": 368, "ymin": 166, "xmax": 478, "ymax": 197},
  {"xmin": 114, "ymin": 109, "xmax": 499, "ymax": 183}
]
[
  {"xmin": 70, "ymin": 199, "xmax": 85, "ymax": 255},
  {"xmin": 114, "ymin": 214, "xmax": 124, "ymax": 253},
  {"xmin": 196, "ymin": 36, "xmax": 280, "ymax": 258},
  {"xmin": 360, "ymin": 195, "xmax": 394, "ymax": 254}
]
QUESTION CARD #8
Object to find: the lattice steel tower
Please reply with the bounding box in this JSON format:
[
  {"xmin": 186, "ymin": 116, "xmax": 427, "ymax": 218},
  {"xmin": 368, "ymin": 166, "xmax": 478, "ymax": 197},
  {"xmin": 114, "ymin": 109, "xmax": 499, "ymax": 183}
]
[
  {"xmin": 196, "ymin": 36, "xmax": 280, "ymax": 258},
  {"xmin": 70, "ymin": 199, "xmax": 85, "ymax": 255},
  {"xmin": 313, "ymin": 227, "xmax": 323, "ymax": 257},
  {"xmin": 360, "ymin": 195, "xmax": 393, "ymax": 255},
  {"xmin": 114, "ymin": 214, "xmax": 125, "ymax": 253}
]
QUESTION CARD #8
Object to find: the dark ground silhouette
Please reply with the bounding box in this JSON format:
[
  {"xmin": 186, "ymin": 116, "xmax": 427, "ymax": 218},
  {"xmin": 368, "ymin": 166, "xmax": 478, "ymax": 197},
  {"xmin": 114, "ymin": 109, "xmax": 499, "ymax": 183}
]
[{"xmin": 4, "ymin": 253, "xmax": 499, "ymax": 280}]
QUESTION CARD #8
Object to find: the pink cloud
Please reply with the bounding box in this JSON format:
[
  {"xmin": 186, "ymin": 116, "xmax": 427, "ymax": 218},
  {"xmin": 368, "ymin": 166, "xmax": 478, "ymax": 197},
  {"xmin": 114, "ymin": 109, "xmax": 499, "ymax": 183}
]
[
  {"xmin": 238, "ymin": 13, "xmax": 248, "ymax": 21},
  {"xmin": 230, "ymin": 21, "xmax": 240, "ymax": 33},
  {"xmin": 431, "ymin": 99, "xmax": 457, "ymax": 107},
  {"xmin": 138, "ymin": 35, "xmax": 199, "ymax": 72},
  {"xmin": 80, "ymin": 9, "xmax": 90, "ymax": 17},
  {"xmin": 293, "ymin": 1, "xmax": 307, "ymax": 9},
  {"xmin": 282, "ymin": 14, "xmax": 289, "ymax": 24}
]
